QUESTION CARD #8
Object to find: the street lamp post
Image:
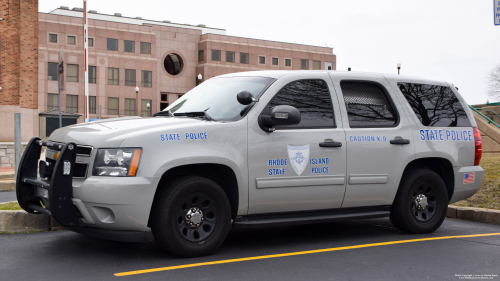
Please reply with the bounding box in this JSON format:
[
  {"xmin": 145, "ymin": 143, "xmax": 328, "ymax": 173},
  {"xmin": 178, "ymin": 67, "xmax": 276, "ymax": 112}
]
[
  {"xmin": 397, "ymin": 62, "xmax": 401, "ymax": 75},
  {"xmin": 135, "ymin": 86, "xmax": 140, "ymax": 116}
]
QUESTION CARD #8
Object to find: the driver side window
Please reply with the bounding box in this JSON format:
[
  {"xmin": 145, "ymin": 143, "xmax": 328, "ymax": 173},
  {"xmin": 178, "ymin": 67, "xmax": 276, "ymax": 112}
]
[{"xmin": 268, "ymin": 79, "xmax": 335, "ymax": 129}]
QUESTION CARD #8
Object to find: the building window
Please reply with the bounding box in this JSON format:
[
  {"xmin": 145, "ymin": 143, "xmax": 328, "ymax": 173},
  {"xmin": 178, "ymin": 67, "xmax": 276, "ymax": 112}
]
[
  {"xmin": 107, "ymin": 38, "xmax": 118, "ymax": 51},
  {"xmin": 140, "ymin": 42, "xmax": 151, "ymax": 54},
  {"xmin": 212, "ymin": 49, "xmax": 221, "ymax": 61},
  {"xmin": 108, "ymin": 97, "xmax": 119, "ymax": 115},
  {"xmin": 108, "ymin": 68, "xmax": 119, "ymax": 85},
  {"xmin": 124, "ymin": 40, "xmax": 135, "ymax": 53},
  {"xmin": 313, "ymin": 60, "xmax": 321, "ymax": 70},
  {"xmin": 226, "ymin": 51, "xmax": 235, "ymax": 63},
  {"xmin": 160, "ymin": 102, "xmax": 169, "ymax": 111},
  {"xmin": 49, "ymin": 34, "xmax": 57, "ymax": 43},
  {"xmin": 48, "ymin": 62, "xmax": 58, "ymax": 81},
  {"xmin": 259, "ymin": 56, "xmax": 266, "ymax": 64},
  {"xmin": 67, "ymin": 64, "xmax": 79, "ymax": 82},
  {"xmin": 88, "ymin": 66, "xmax": 96, "ymax": 83},
  {"xmin": 160, "ymin": 93, "xmax": 169, "ymax": 111},
  {"xmin": 67, "ymin": 35, "xmax": 76, "ymax": 45},
  {"xmin": 66, "ymin": 95, "xmax": 78, "ymax": 113},
  {"xmin": 272, "ymin": 57, "xmax": 278, "ymax": 66},
  {"xmin": 47, "ymin": 93, "xmax": 59, "ymax": 111},
  {"xmin": 285, "ymin": 58, "xmax": 291, "ymax": 67},
  {"xmin": 89, "ymin": 96, "xmax": 96, "ymax": 114},
  {"xmin": 198, "ymin": 50, "xmax": 204, "ymax": 62},
  {"xmin": 125, "ymin": 98, "xmax": 136, "ymax": 116},
  {"xmin": 141, "ymin": 99, "xmax": 152, "ymax": 116},
  {"xmin": 142, "ymin": 70, "xmax": 152, "ymax": 88},
  {"xmin": 300, "ymin": 59, "xmax": 309, "ymax": 70},
  {"xmin": 240, "ymin": 52, "xmax": 249, "ymax": 64},
  {"xmin": 125, "ymin": 69, "xmax": 136, "ymax": 86},
  {"xmin": 164, "ymin": 53, "xmax": 183, "ymax": 76},
  {"xmin": 88, "ymin": 38, "xmax": 94, "ymax": 47}
]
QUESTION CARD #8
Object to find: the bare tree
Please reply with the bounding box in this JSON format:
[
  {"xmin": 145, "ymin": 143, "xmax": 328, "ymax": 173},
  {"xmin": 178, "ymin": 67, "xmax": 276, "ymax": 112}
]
[{"xmin": 487, "ymin": 64, "xmax": 500, "ymax": 100}]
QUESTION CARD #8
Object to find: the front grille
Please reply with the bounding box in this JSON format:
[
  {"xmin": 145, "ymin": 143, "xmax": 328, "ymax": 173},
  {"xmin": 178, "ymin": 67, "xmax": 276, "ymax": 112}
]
[
  {"xmin": 46, "ymin": 141, "xmax": 93, "ymax": 156},
  {"xmin": 45, "ymin": 158, "xmax": 88, "ymax": 178},
  {"xmin": 73, "ymin": 163, "xmax": 88, "ymax": 178},
  {"xmin": 76, "ymin": 146, "xmax": 93, "ymax": 156}
]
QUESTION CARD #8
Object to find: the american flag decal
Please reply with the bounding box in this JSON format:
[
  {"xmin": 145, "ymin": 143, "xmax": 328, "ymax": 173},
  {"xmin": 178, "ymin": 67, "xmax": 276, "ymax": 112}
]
[{"xmin": 463, "ymin": 173, "xmax": 475, "ymax": 184}]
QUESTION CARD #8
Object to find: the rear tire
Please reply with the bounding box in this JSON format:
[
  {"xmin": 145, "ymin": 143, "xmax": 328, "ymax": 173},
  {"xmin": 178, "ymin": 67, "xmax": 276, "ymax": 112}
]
[
  {"xmin": 390, "ymin": 169, "xmax": 448, "ymax": 234},
  {"xmin": 151, "ymin": 176, "xmax": 231, "ymax": 257}
]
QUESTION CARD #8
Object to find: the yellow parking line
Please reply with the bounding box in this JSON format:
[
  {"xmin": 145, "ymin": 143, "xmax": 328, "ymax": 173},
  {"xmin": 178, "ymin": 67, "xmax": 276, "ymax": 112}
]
[{"xmin": 115, "ymin": 232, "xmax": 500, "ymax": 277}]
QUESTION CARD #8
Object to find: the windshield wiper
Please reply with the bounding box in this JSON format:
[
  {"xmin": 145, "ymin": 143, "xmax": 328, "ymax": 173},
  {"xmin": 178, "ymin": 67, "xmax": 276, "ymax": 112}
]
[
  {"xmin": 153, "ymin": 110, "xmax": 173, "ymax": 117},
  {"xmin": 173, "ymin": 111, "xmax": 214, "ymax": 121}
]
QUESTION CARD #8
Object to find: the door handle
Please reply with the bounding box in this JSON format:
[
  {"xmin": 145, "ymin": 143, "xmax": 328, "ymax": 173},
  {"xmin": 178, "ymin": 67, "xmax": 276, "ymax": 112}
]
[
  {"xmin": 390, "ymin": 137, "xmax": 410, "ymax": 145},
  {"xmin": 319, "ymin": 140, "xmax": 342, "ymax": 147}
]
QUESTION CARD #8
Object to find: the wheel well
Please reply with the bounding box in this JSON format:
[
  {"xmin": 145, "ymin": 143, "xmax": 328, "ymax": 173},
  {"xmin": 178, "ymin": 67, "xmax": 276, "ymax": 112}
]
[
  {"xmin": 401, "ymin": 158, "xmax": 454, "ymax": 202},
  {"xmin": 148, "ymin": 164, "xmax": 239, "ymax": 227}
]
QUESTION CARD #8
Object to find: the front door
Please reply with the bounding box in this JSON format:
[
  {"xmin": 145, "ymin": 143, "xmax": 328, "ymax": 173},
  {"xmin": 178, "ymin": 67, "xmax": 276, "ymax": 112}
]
[
  {"xmin": 247, "ymin": 74, "xmax": 347, "ymax": 214},
  {"xmin": 329, "ymin": 73, "xmax": 415, "ymax": 208}
]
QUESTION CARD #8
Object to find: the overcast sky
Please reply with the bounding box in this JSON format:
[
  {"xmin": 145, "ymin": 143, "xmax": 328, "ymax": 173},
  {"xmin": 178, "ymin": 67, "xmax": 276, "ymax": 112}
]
[{"xmin": 40, "ymin": 0, "xmax": 499, "ymax": 105}]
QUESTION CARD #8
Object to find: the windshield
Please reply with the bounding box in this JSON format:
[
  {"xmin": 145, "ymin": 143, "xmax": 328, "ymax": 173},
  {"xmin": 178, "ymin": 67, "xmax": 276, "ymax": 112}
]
[{"xmin": 165, "ymin": 77, "xmax": 275, "ymax": 121}]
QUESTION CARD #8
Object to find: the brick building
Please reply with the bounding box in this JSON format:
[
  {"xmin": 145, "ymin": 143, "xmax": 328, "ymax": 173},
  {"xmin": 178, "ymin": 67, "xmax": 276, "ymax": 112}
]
[
  {"xmin": 0, "ymin": 4, "xmax": 336, "ymax": 142},
  {"xmin": 0, "ymin": 0, "xmax": 39, "ymax": 142}
]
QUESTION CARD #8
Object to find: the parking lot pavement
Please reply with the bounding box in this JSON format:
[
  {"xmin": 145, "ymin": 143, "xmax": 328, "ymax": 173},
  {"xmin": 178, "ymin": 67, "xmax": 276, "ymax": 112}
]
[
  {"xmin": 0, "ymin": 218, "xmax": 499, "ymax": 281},
  {"xmin": 0, "ymin": 191, "xmax": 16, "ymax": 203}
]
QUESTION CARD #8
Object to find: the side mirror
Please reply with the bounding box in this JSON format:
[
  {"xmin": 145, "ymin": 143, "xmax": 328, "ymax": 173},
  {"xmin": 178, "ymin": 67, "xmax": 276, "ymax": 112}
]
[
  {"xmin": 237, "ymin": 90, "xmax": 256, "ymax": 105},
  {"xmin": 260, "ymin": 105, "xmax": 301, "ymax": 132}
]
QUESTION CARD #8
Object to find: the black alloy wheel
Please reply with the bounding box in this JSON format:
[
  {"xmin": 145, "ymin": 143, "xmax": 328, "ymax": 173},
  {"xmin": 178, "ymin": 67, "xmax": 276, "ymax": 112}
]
[
  {"xmin": 151, "ymin": 176, "xmax": 231, "ymax": 257},
  {"xmin": 410, "ymin": 181, "xmax": 438, "ymax": 222},
  {"xmin": 175, "ymin": 192, "xmax": 218, "ymax": 242},
  {"xmin": 390, "ymin": 168, "xmax": 448, "ymax": 234}
]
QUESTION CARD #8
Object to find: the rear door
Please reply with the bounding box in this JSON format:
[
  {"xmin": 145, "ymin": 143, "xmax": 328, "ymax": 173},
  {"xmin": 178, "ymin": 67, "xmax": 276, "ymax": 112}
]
[
  {"xmin": 328, "ymin": 73, "xmax": 415, "ymax": 208},
  {"xmin": 247, "ymin": 73, "xmax": 347, "ymax": 214}
]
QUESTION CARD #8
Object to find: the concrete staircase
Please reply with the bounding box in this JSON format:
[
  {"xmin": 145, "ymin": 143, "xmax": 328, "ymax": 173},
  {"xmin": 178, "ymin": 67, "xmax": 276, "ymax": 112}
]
[
  {"xmin": 0, "ymin": 170, "xmax": 15, "ymax": 192},
  {"xmin": 471, "ymin": 110, "xmax": 500, "ymax": 156}
]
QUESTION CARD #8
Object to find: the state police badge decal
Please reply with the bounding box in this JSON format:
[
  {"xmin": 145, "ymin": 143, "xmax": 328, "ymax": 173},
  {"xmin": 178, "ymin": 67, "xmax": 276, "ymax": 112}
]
[{"xmin": 287, "ymin": 144, "xmax": 310, "ymax": 176}]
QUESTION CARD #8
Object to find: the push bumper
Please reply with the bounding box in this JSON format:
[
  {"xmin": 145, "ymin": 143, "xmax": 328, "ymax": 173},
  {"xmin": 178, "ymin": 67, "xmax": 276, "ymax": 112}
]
[{"xmin": 16, "ymin": 137, "xmax": 145, "ymax": 242}]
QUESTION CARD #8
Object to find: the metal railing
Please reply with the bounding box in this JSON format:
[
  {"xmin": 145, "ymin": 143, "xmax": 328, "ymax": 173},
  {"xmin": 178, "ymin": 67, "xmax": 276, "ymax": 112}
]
[{"xmin": 469, "ymin": 105, "xmax": 500, "ymax": 129}]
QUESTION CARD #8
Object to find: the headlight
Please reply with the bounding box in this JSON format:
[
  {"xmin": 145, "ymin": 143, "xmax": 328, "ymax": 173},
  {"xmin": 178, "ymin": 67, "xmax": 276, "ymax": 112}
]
[{"xmin": 92, "ymin": 148, "xmax": 142, "ymax": 177}]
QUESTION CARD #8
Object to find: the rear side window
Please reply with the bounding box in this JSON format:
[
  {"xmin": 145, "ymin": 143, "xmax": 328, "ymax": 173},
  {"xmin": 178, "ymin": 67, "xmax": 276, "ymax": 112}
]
[
  {"xmin": 268, "ymin": 79, "xmax": 335, "ymax": 129},
  {"xmin": 340, "ymin": 82, "xmax": 398, "ymax": 127},
  {"xmin": 398, "ymin": 83, "xmax": 471, "ymax": 127}
]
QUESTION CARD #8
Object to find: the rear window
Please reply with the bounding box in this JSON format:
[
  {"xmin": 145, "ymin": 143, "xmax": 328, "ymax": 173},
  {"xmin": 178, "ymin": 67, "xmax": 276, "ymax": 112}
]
[
  {"xmin": 398, "ymin": 83, "xmax": 471, "ymax": 127},
  {"xmin": 340, "ymin": 81, "xmax": 398, "ymax": 127}
]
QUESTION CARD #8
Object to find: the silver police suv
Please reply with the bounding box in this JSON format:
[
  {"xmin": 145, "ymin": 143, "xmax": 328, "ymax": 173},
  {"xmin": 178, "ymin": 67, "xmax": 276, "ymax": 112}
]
[{"xmin": 17, "ymin": 71, "xmax": 483, "ymax": 257}]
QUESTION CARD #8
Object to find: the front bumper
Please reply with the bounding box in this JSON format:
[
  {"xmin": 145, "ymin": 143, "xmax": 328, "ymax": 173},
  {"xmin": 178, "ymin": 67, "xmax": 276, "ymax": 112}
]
[{"xmin": 16, "ymin": 137, "xmax": 153, "ymax": 242}]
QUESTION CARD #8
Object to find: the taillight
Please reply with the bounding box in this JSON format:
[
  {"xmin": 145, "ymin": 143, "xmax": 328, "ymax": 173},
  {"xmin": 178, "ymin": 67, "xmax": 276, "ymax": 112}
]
[{"xmin": 473, "ymin": 127, "xmax": 482, "ymax": 166}]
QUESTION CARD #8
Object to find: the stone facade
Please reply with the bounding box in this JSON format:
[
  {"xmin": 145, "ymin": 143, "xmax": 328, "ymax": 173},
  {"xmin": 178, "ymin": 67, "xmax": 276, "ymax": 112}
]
[{"xmin": 0, "ymin": 143, "xmax": 27, "ymax": 167}]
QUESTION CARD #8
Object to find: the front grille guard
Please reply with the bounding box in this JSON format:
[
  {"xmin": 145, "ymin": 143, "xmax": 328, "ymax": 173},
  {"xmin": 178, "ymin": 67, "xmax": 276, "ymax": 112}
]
[{"xmin": 16, "ymin": 137, "xmax": 80, "ymax": 227}]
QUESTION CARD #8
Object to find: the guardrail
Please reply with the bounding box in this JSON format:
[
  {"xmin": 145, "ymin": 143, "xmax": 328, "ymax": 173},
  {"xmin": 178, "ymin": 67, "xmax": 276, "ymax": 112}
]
[{"xmin": 469, "ymin": 105, "xmax": 500, "ymax": 129}]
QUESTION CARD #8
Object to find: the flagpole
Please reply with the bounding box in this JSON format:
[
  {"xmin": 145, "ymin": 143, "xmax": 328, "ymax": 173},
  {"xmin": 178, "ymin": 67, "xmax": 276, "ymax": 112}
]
[{"xmin": 83, "ymin": 0, "xmax": 89, "ymax": 122}]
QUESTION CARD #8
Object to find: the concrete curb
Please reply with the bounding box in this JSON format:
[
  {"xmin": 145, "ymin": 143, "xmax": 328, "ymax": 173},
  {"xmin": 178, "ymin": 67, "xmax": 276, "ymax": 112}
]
[
  {"xmin": 0, "ymin": 210, "xmax": 64, "ymax": 233},
  {"xmin": 447, "ymin": 205, "xmax": 500, "ymax": 225}
]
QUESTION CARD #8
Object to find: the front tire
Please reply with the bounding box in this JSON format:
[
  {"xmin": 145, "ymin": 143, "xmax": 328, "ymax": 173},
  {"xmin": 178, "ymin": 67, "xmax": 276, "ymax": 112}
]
[
  {"xmin": 151, "ymin": 176, "xmax": 231, "ymax": 257},
  {"xmin": 390, "ymin": 169, "xmax": 448, "ymax": 234}
]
